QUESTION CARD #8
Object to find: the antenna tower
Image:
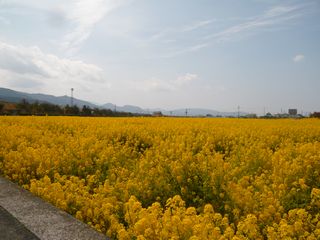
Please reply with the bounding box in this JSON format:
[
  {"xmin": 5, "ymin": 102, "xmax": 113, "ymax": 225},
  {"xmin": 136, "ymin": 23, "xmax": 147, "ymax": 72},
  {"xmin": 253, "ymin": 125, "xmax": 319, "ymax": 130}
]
[{"xmin": 70, "ymin": 88, "xmax": 74, "ymax": 106}]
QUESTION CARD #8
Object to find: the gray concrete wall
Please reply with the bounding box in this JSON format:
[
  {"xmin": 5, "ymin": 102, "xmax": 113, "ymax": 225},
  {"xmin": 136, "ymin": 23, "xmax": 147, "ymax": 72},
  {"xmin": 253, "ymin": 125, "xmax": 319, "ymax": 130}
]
[
  {"xmin": 0, "ymin": 205, "xmax": 40, "ymax": 240},
  {"xmin": 0, "ymin": 177, "xmax": 110, "ymax": 240}
]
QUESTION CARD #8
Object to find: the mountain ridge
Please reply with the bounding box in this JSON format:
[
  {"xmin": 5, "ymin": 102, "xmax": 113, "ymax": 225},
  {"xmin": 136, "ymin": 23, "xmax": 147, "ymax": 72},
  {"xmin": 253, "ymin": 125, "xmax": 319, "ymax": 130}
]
[
  {"xmin": 0, "ymin": 87, "xmax": 98, "ymax": 108},
  {"xmin": 0, "ymin": 87, "xmax": 247, "ymax": 116}
]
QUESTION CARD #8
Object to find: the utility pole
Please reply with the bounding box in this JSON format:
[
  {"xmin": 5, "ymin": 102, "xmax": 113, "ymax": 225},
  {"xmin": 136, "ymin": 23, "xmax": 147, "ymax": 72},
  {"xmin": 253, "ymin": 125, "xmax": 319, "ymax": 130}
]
[
  {"xmin": 70, "ymin": 88, "xmax": 74, "ymax": 106},
  {"xmin": 185, "ymin": 108, "xmax": 188, "ymax": 117},
  {"xmin": 237, "ymin": 105, "xmax": 240, "ymax": 118},
  {"xmin": 114, "ymin": 104, "xmax": 117, "ymax": 112}
]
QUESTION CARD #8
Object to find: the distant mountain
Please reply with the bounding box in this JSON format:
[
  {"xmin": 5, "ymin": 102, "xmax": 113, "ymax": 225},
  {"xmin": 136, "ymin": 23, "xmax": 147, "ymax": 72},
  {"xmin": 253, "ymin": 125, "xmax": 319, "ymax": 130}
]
[
  {"xmin": 166, "ymin": 108, "xmax": 220, "ymax": 116},
  {"xmin": 102, "ymin": 103, "xmax": 146, "ymax": 114},
  {"xmin": 102, "ymin": 105, "xmax": 221, "ymax": 116},
  {"xmin": 158, "ymin": 108, "xmax": 247, "ymax": 117},
  {"xmin": 0, "ymin": 87, "xmax": 248, "ymax": 116},
  {"xmin": 0, "ymin": 88, "xmax": 97, "ymax": 108},
  {"xmin": 102, "ymin": 104, "xmax": 247, "ymax": 117},
  {"xmin": 0, "ymin": 88, "xmax": 34, "ymax": 103}
]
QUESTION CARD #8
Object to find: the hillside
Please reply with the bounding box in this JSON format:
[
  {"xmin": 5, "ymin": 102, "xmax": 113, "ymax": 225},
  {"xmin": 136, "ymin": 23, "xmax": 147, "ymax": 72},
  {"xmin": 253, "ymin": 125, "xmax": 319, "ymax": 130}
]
[
  {"xmin": 0, "ymin": 88, "xmax": 97, "ymax": 108},
  {"xmin": 0, "ymin": 87, "xmax": 247, "ymax": 116}
]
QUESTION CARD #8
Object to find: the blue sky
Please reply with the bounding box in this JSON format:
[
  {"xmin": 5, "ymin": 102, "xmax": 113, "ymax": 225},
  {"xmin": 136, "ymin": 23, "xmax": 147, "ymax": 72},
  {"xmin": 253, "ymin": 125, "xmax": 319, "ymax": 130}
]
[{"xmin": 0, "ymin": 0, "xmax": 319, "ymax": 114}]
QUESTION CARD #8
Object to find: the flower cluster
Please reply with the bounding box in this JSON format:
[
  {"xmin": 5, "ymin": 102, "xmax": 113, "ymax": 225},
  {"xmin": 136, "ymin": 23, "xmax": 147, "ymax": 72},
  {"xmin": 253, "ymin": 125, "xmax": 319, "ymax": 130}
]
[{"xmin": 1, "ymin": 116, "xmax": 320, "ymax": 239}]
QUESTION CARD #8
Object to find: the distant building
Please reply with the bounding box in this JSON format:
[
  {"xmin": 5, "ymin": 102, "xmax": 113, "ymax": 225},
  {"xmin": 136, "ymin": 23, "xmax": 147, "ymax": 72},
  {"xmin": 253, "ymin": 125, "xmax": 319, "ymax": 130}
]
[
  {"xmin": 311, "ymin": 112, "xmax": 320, "ymax": 118},
  {"xmin": 152, "ymin": 111, "xmax": 163, "ymax": 117},
  {"xmin": 274, "ymin": 113, "xmax": 289, "ymax": 118},
  {"xmin": 1, "ymin": 102, "xmax": 18, "ymax": 115},
  {"xmin": 244, "ymin": 114, "xmax": 257, "ymax": 118},
  {"xmin": 288, "ymin": 109, "xmax": 297, "ymax": 115},
  {"xmin": 265, "ymin": 112, "xmax": 273, "ymax": 118}
]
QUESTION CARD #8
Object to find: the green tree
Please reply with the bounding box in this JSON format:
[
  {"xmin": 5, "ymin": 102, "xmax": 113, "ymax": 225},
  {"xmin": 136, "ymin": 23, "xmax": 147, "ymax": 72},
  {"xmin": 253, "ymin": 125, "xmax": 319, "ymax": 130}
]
[
  {"xmin": 81, "ymin": 105, "xmax": 92, "ymax": 116},
  {"xmin": 0, "ymin": 103, "xmax": 4, "ymax": 114}
]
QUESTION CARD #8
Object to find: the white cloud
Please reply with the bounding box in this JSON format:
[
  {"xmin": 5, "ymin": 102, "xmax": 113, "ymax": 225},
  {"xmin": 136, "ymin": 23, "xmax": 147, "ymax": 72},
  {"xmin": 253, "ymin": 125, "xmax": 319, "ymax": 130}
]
[
  {"xmin": 136, "ymin": 73, "xmax": 198, "ymax": 92},
  {"xmin": 175, "ymin": 73, "xmax": 198, "ymax": 86},
  {"xmin": 293, "ymin": 54, "xmax": 305, "ymax": 62},
  {"xmin": 61, "ymin": 0, "xmax": 131, "ymax": 54},
  {"xmin": 0, "ymin": 0, "xmax": 132, "ymax": 54},
  {"xmin": 0, "ymin": 41, "xmax": 109, "ymax": 95}
]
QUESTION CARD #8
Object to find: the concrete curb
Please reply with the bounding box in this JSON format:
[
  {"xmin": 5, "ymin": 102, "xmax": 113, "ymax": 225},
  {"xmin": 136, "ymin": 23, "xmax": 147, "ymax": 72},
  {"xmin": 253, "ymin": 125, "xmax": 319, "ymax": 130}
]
[
  {"xmin": 0, "ymin": 176, "xmax": 110, "ymax": 240},
  {"xmin": 0, "ymin": 205, "xmax": 40, "ymax": 240}
]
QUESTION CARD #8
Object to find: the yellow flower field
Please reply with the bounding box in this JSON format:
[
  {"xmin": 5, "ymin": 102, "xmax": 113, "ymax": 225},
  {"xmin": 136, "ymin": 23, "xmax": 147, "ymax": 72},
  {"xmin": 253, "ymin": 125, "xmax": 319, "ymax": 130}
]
[{"xmin": 0, "ymin": 116, "xmax": 320, "ymax": 239}]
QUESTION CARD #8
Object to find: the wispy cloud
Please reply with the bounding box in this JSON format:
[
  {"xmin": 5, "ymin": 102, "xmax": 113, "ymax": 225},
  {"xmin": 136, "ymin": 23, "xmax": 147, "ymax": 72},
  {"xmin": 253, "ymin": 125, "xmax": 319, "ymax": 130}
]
[
  {"xmin": 293, "ymin": 54, "xmax": 305, "ymax": 63},
  {"xmin": 181, "ymin": 19, "xmax": 215, "ymax": 32},
  {"xmin": 205, "ymin": 4, "xmax": 309, "ymax": 42},
  {"xmin": 0, "ymin": 0, "xmax": 132, "ymax": 55},
  {"xmin": 148, "ymin": 3, "xmax": 310, "ymax": 59},
  {"xmin": 148, "ymin": 29, "xmax": 173, "ymax": 42},
  {"xmin": 61, "ymin": 0, "xmax": 131, "ymax": 55},
  {"xmin": 148, "ymin": 19, "xmax": 214, "ymax": 42},
  {"xmin": 159, "ymin": 43, "xmax": 208, "ymax": 59}
]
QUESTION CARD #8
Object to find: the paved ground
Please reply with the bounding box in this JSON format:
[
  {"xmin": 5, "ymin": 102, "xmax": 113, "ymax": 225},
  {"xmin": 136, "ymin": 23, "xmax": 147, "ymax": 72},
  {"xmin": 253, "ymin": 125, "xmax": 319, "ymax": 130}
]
[
  {"xmin": 0, "ymin": 176, "xmax": 110, "ymax": 240},
  {"xmin": 0, "ymin": 205, "xmax": 40, "ymax": 240}
]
